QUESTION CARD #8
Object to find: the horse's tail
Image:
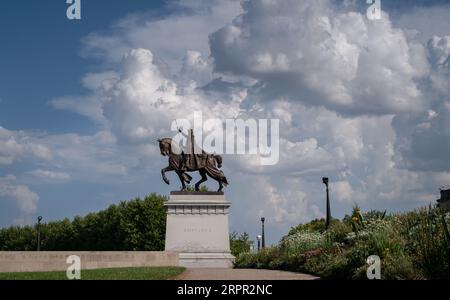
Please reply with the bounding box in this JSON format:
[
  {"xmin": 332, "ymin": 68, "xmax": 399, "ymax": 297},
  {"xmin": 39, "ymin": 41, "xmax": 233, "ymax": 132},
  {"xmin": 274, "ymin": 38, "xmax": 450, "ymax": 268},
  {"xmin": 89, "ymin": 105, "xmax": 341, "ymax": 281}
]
[
  {"xmin": 214, "ymin": 155, "xmax": 223, "ymax": 168},
  {"xmin": 214, "ymin": 155, "xmax": 228, "ymax": 185}
]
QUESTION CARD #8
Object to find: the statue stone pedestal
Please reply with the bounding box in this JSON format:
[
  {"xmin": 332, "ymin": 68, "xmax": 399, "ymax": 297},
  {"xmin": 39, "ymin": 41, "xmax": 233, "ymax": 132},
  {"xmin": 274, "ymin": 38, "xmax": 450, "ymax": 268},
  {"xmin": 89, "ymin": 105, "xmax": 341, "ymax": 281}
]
[{"xmin": 164, "ymin": 192, "xmax": 235, "ymax": 268}]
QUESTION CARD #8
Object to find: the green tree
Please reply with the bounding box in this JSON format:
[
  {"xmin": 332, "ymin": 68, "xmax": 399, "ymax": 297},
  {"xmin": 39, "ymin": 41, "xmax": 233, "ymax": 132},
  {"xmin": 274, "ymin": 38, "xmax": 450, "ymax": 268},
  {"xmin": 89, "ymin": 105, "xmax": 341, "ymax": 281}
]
[
  {"xmin": 230, "ymin": 232, "xmax": 252, "ymax": 257},
  {"xmin": 119, "ymin": 194, "xmax": 167, "ymax": 250},
  {"xmin": 0, "ymin": 193, "xmax": 167, "ymax": 251}
]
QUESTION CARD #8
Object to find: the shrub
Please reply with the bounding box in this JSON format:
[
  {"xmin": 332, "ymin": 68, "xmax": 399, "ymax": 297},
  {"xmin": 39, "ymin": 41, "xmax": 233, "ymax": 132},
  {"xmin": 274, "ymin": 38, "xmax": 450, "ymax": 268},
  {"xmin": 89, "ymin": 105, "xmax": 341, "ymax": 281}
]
[
  {"xmin": 234, "ymin": 252, "xmax": 259, "ymax": 268},
  {"xmin": 234, "ymin": 247, "xmax": 285, "ymax": 270},
  {"xmin": 326, "ymin": 221, "xmax": 352, "ymax": 244},
  {"xmin": 254, "ymin": 247, "xmax": 280, "ymax": 269},
  {"xmin": 235, "ymin": 206, "xmax": 448, "ymax": 280},
  {"xmin": 281, "ymin": 231, "xmax": 330, "ymax": 256},
  {"xmin": 288, "ymin": 218, "xmax": 341, "ymax": 235},
  {"xmin": 380, "ymin": 253, "xmax": 418, "ymax": 280},
  {"xmin": 398, "ymin": 207, "xmax": 450, "ymax": 279},
  {"xmin": 0, "ymin": 226, "xmax": 37, "ymax": 251},
  {"xmin": 305, "ymin": 250, "xmax": 352, "ymax": 279}
]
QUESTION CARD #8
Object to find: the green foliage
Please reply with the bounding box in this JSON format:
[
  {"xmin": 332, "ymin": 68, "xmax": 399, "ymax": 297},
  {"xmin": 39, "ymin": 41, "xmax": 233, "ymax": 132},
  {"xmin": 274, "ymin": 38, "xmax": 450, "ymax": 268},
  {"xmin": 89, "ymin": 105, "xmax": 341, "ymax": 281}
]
[
  {"xmin": 348, "ymin": 206, "xmax": 388, "ymax": 235},
  {"xmin": 234, "ymin": 252, "xmax": 259, "ymax": 269},
  {"xmin": 0, "ymin": 194, "xmax": 167, "ymax": 251},
  {"xmin": 235, "ymin": 247, "xmax": 281, "ymax": 270},
  {"xmin": 0, "ymin": 267, "xmax": 185, "ymax": 280},
  {"xmin": 288, "ymin": 218, "xmax": 331, "ymax": 235},
  {"xmin": 0, "ymin": 226, "xmax": 37, "ymax": 251},
  {"xmin": 117, "ymin": 196, "xmax": 167, "ymax": 251},
  {"xmin": 303, "ymin": 250, "xmax": 352, "ymax": 279},
  {"xmin": 378, "ymin": 253, "xmax": 418, "ymax": 280},
  {"xmin": 349, "ymin": 205, "xmax": 364, "ymax": 233},
  {"xmin": 364, "ymin": 210, "xmax": 387, "ymax": 221},
  {"xmin": 280, "ymin": 231, "xmax": 331, "ymax": 256},
  {"xmin": 230, "ymin": 232, "xmax": 252, "ymax": 257},
  {"xmin": 326, "ymin": 221, "xmax": 352, "ymax": 244},
  {"xmin": 235, "ymin": 206, "xmax": 450, "ymax": 280},
  {"xmin": 397, "ymin": 207, "xmax": 450, "ymax": 279}
]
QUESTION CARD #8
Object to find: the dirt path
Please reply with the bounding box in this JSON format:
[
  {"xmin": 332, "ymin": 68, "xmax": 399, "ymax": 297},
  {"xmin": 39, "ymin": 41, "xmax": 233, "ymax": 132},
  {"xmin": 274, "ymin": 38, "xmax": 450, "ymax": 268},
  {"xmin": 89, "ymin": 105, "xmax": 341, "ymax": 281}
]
[{"xmin": 174, "ymin": 268, "xmax": 319, "ymax": 280}]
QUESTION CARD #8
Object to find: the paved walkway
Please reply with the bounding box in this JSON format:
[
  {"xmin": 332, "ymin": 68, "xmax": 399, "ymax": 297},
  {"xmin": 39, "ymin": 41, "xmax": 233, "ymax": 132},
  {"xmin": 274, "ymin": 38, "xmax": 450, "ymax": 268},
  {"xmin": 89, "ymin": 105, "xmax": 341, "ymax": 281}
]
[{"xmin": 175, "ymin": 269, "xmax": 319, "ymax": 280}]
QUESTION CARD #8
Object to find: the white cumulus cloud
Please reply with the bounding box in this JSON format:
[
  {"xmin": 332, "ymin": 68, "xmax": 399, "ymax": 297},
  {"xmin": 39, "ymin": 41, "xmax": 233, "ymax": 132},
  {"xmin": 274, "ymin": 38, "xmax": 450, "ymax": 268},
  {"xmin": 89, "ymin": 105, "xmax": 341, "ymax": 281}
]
[
  {"xmin": 0, "ymin": 176, "xmax": 39, "ymax": 218},
  {"xmin": 209, "ymin": 0, "xmax": 429, "ymax": 115},
  {"xmin": 27, "ymin": 170, "xmax": 72, "ymax": 182}
]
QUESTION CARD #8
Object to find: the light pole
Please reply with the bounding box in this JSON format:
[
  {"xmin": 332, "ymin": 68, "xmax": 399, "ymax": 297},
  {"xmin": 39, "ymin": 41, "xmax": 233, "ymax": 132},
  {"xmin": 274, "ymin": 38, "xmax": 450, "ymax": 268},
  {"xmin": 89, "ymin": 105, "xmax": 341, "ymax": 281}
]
[
  {"xmin": 257, "ymin": 235, "xmax": 262, "ymax": 252},
  {"xmin": 37, "ymin": 216, "xmax": 43, "ymax": 252},
  {"xmin": 261, "ymin": 217, "xmax": 266, "ymax": 249},
  {"xmin": 322, "ymin": 177, "xmax": 331, "ymax": 229}
]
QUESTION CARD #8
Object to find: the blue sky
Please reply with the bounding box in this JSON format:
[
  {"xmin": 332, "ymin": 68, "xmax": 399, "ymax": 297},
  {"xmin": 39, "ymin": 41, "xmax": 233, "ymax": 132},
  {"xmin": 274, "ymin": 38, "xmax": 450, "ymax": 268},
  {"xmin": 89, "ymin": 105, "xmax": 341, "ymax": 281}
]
[
  {"xmin": 0, "ymin": 0, "xmax": 167, "ymax": 134},
  {"xmin": 1, "ymin": 0, "xmax": 450, "ymax": 245}
]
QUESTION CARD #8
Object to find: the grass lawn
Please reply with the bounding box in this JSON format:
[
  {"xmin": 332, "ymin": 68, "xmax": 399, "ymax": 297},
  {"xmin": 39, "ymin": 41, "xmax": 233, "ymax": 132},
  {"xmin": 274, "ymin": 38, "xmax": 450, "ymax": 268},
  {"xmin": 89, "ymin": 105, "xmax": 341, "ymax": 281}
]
[{"xmin": 0, "ymin": 267, "xmax": 185, "ymax": 280}]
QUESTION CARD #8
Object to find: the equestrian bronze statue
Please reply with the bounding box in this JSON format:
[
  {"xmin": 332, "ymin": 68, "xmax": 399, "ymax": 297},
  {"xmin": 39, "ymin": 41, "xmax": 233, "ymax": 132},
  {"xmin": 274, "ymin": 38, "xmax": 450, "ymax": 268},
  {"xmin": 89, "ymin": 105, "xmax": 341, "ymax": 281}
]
[{"xmin": 159, "ymin": 129, "xmax": 229, "ymax": 192}]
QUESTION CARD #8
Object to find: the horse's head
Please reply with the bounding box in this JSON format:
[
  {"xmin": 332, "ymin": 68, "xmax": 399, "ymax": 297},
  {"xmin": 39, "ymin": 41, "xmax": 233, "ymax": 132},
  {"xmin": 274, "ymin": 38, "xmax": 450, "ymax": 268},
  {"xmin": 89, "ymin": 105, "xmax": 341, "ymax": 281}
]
[
  {"xmin": 214, "ymin": 154, "xmax": 223, "ymax": 168},
  {"xmin": 158, "ymin": 138, "xmax": 172, "ymax": 156}
]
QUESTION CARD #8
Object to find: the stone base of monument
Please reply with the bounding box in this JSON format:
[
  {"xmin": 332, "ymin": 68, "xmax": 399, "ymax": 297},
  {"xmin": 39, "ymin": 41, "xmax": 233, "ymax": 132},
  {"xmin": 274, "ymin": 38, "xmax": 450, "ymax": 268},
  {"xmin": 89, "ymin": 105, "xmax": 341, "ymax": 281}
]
[{"xmin": 164, "ymin": 192, "xmax": 235, "ymax": 268}]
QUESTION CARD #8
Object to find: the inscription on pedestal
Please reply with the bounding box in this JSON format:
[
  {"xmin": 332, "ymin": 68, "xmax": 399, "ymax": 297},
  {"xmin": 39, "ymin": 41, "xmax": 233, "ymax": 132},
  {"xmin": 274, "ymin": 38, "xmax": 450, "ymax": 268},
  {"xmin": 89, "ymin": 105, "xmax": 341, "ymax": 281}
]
[{"xmin": 184, "ymin": 227, "xmax": 213, "ymax": 233}]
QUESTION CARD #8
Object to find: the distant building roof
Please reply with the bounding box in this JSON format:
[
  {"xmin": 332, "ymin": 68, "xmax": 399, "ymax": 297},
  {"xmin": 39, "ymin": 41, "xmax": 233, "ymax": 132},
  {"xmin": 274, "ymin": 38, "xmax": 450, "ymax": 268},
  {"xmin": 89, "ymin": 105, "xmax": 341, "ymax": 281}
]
[{"xmin": 438, "ymin": 189, "xmax": 450, "ymax": 203}]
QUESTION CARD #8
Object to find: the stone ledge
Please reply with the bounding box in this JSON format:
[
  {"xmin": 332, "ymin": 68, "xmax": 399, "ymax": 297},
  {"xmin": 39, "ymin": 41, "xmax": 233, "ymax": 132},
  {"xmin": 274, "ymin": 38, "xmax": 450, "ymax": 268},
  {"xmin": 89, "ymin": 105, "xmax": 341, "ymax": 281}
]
[
  {"xmin": 0, "ymin": 251, "xmax": 179, "ymax": 273},
  {"xmin": 171, "ymin": 191, "xmax": 224, "ymax": 196},
  {"xmin": 167, "ymin": 193, "xmax": 229, "ymax": 205},
  {"xmin": 166, "ymin": 205, "xmax": 230, "ymax": 215},
  {"xmin": 179, "ymin": 252, "xmax": 235, "ymax": 269}
]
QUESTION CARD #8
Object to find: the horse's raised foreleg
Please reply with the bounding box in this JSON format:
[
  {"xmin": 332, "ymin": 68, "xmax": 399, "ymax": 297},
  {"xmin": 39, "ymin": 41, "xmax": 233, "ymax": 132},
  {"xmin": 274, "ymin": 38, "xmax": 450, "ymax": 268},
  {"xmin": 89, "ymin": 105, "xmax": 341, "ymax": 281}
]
[
  {"xmin": 161, "ymin": 166, "xmax": 173, "ymax": 185},
  {"xmin": 195, "ymin": 169, "xmax": 208, "ymax": 191}
]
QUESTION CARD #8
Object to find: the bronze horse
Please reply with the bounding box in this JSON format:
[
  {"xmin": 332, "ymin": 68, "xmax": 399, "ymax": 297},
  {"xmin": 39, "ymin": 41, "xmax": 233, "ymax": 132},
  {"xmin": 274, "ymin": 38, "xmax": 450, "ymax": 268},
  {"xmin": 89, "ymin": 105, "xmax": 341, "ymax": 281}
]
[{"xmin": 158, "ymin": 138, "xmax": 229, "ymax": 192}]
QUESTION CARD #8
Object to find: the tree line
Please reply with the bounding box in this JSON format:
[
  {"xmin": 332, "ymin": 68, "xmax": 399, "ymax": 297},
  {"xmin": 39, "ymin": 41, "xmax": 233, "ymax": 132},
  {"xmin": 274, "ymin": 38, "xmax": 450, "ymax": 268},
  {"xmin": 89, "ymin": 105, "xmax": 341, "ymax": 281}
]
[{"xmin": 0, "ymin": 194, "xmax": 167, "ymax": 251}]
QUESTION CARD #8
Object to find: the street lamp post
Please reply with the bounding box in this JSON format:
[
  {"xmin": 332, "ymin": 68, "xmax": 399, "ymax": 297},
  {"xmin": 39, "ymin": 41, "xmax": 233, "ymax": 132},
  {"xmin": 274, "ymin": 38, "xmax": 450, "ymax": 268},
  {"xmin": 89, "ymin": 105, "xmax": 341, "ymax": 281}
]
[
  {"xmin": 322, "ymin": 177, "xmax": 331, "ymax": 229},
  {"xmin": 37, "ymin": 216, "xmax": 43, "ymax": 252},
  {"xmin": 257, "ymin": 235, "xmax": 262, "ymax": 252},
  {"xmin": 261, "ymin": 217, "xmax": 266, "ymax": 249}
]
